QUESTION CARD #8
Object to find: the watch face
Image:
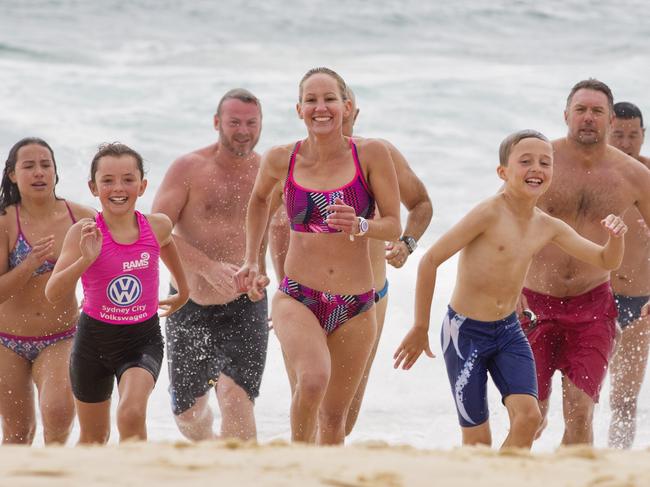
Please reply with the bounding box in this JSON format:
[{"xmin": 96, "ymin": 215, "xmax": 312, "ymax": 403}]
[
  {"xmin": 402, "ymin": 236, "xmax": 416, "ymax": 253},
  {"xmin": 360, "ymin": 218, "xmax": 369, "ymax": 233}
]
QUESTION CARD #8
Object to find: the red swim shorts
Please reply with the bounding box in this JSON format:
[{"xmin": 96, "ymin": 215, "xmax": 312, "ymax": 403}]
[{"xmin": 521, "ymin": 282, "xmax": 617, "ymax": 403}]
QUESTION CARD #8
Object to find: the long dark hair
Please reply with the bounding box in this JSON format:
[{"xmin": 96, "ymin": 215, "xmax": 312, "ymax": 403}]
[{"xmin": 0, "ymin": 137, "xmax": 60, "ymax": 214}]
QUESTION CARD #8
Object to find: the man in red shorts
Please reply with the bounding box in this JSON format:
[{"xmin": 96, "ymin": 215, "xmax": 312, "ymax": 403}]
[{"xmin": 520, "ymin": 79, "xmax": 650, "ymax": 445}]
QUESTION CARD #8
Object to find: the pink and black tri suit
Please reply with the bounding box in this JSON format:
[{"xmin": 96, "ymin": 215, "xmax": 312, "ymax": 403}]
[
  {"xmin": 279, "ymin": 139, "xmax": 376, "ymax": 335},
  {"xmin": 70, "ymin": 211, "xmax": 164, "ymax": 403}
]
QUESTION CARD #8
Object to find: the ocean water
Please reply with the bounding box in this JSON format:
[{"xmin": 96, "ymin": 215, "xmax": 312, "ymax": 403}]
[{"xmin": 1, "ymin": 0, "xmax": 649, "ymax": 450}]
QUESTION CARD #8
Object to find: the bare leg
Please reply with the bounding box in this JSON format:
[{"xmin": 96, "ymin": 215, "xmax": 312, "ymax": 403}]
[
  {"xmin": 318, "ymin": 308, "xmax": 376, "ymax": 445},
  {"xmin": 272, "ymin": 292, "xmax": 330, "ymax": 443},
  {"xmin": 535, "ymin": 398, "xmax": 550, "ymax": 440},
  {"xmin": 116, "ymin": 367, "xmax": 155, "ymax": 442},
  {"xmin": 32, "ymin": 338, "xmax": 75, "ymax": 444},
  {"xmin": 0, "ymin": 347, "xmax": 35, "ymax": 444},
  {"xmin": 173, "ymin": 392, "xmax": 217, "ymax": 441},
  {"xmin": 609, "ymin": 315, "xmax": 650, "ymax": 448},
  {"xmin": 216, "ymin": 374, "xmax": 256, "ymax": 440},
  {"xmin": 502, "ymin": 394, "xmax": 542, "ymax": 449},
  {"xmin": 345, "ymin": 294, "xmax": 388, "ymax": 436},
  {"xmin": 561, "ymin": 376, "xmax": 595, "ymax": 445},
  {"xmin": 461, "ymin": 422, "xmax": 492, "ymax": 446},
  {"xmin": 76, "ymin": 399, "xmax": 111, "ymax": 445}
]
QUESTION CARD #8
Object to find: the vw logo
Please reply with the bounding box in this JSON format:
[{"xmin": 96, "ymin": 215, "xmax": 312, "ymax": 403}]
[{"xmin": 107, "ymin": 274, "xmax": 142, "ymax": 307}]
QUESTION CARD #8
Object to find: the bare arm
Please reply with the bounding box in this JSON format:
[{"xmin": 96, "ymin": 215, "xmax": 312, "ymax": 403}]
[
  {"xmin": 233, "ymin": 146, "xmax": 285, "ymax": 292},
  {"xmin": 633, "ymin": 162, "xmax": 650, "ymax": 228},
  {"xmin": 171, "ymin": 234, "xmax": 239, "ymax": 295},
  {"xmin": 384, "ymin": 141, "xmax": 433, "ymax": 267},
  {"xmin": 393, "ymin": 202, "xmax": 493, "ymax": 369},
  {"xmin": 148, "ymin": 213, "xmax": 190, "ymax": 316},
  {"xmin": 388, "ymin": 141, "xmax": 433, "ymax": 240},
  {"xmin": 45, "ymin": 219, "xmax": 101, "ymax": 303},
  {"xmin": 364, "ymin": 141, "xmax": 401, "ymax": 240},
  {"xmin": 151, "ymin": 156, "xmax": 191, "ymax": 226},
  {"xmin": 550, "ymin": 214, "xmax": 627, "ymax": 270},
  {"xmin": 268, "ymin": 184, "xmax": 289, "ymax": 282}
]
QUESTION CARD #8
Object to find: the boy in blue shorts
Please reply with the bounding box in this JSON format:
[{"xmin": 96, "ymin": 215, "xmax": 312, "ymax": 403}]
[{"xmin": 394, "ymin": 130, "xmax": 627, "ymax": 449}]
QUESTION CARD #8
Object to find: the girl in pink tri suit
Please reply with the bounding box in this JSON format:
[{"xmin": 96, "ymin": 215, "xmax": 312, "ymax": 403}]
[
  {"xmin": 46, "ymin": 143, "xmax": 189, "ymax": 444},
  {"xmin": 0, "ymin": 137, "xmax": 95, "ymax": 444},
  {"xmin": 235, "ymin": 68, "xmax": 401, "ymax": 445}
]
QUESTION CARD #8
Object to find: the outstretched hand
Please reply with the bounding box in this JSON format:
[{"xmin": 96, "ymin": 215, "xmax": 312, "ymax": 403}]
[
  {"xmin": 326, "ymin": 197, "xmax": 357, "ymax": 235},
  {"xmin": 393, "ymin": 326, "xmax": 435, "ymax": 370},
  {"xmin": 159, "ymin": 292, "xmax": 189, "ymax": 317},
  {"xmin": 601, "ymin": 214, "xmax": 627, "ymax": 237},
  {"xmin": 80, "ymin": 221, "xmax": 102, "ymax": 264}
]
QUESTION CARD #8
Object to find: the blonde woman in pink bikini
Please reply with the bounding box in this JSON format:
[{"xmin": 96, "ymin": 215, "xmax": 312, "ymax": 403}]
[
  {"xmin": 0, "ymin": 137, "xmax": 95, "ymax": 444},
  {"xmin": 46, "ymin": 143, "xmax": 189, "ymax": 444},
  {"xmin": 235, "ymin": 68, "xmax": 401, "ymax": 445}
]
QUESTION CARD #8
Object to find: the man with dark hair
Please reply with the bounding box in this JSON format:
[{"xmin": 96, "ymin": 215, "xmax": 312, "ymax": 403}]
[
  {"xmin": 520, "ymin": 80, "xmax": 650, "ymax": 445},
  {"xmin": 152, "ymin": 88, "xmax": 268, "ymax": 441},
  {"xmin": 608, "ymin": 101, "xmax": 650, "ymax": 449}
]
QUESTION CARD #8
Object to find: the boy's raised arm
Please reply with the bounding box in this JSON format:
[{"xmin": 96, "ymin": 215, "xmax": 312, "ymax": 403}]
[{"xmin": 550, "ymin": 213, "xmax": 627, "ymax": 271}]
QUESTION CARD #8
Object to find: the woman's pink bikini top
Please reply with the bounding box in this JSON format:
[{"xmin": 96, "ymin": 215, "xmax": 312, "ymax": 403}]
[{"xmin": 283, "ymin": 139, "xmax": 375, "ymax": 233}]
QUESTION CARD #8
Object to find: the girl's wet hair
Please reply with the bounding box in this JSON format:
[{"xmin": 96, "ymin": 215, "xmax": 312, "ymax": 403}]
[
  {"xmin": 298, "ymin": 67, "xmax": 348, "ymax": 102},
  {"xmin": 499, "ymin": 130, "xmax": 550, "ymax": 166},
  {"xmin": 90, "ymin": 142, "xmax": 145, "ymax": 182},
  {"xmin": 0, "ymin": 137, "xmax": 60, "ymax": 214}
]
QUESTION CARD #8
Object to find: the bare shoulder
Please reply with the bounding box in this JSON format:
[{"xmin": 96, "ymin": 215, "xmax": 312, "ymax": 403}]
[
  {"xmin": 353, "ymin": 138, "xmax": 392, "ymax": 175},
  {"xmin": 612, "ymin": 147, "xmax": 650, "ymax": 183},
  {"xmin": 167, "ymin": 146, "xmax": 215, "ymax": 177},
  {"xmin": 145, "ymin": 212, "xmax": 173, "ymax": 232},
  {"xmin": 468, "ymin": 195, "xmax": 501, "ymax": 224},
  {"xmin": 639, "ymin": 155, "xmax": 650, "ymax": 167},
  {"xmin": 0, "ymin": 207, "xmax": 14, "ymax": 232},
  {"xmin": 65, "ymin": 201, "xmax": 97, "ymax": 221},
  {"xmin": 144, "ymin": 212, "xmax": 173, "ymax": 242},
  {"xmin": 263, "ymin": 143, "xmax": 295, "ymax": 171},
  {"xmin": 354, "ymin": 137, "xmax": 391, "ymax": 158}
]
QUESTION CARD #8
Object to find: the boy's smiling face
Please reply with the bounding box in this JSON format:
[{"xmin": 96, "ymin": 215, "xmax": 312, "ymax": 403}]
[{"xmin": 498, "ymin": 137, "xmax": 554, "ymax": 196}]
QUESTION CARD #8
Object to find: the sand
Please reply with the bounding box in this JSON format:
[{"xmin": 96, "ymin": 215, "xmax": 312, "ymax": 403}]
[{"xmin": 1, "ymin": 440, "xmax": 649, "ymax": 487}]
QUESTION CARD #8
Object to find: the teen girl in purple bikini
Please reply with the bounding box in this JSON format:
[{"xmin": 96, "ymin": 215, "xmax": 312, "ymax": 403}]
[
  {"xmin": 235, "ymin": 67, "xmax": 401, "ymax": 445},
  {"xmin": 0, "ymin": 138, "xmax": 95, "ymax": 444}
]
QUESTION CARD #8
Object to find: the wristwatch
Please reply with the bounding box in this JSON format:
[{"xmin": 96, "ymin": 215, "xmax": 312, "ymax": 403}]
[
  {"xmin": 400, "ymin": 235, "xmax": 417, "ymax": 254},
  {"xmin": 355, "ymin": 216, "xmax": 369, "ymax": 237}
]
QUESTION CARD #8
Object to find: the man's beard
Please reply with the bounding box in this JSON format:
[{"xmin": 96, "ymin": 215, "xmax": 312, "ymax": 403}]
[{"xmin": 220, "ymin": 130, "xmax": 259, "ymax": 157}]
